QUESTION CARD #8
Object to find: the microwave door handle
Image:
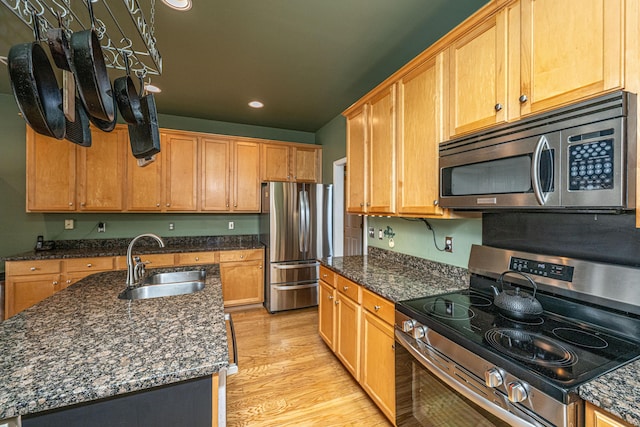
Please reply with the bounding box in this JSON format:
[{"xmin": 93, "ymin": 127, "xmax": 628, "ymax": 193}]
[{"xmin": 531, "ymin": 135, "xmax": 550, "ymax": 206}]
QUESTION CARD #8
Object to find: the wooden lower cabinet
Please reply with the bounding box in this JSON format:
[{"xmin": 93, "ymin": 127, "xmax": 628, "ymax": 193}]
[
  {"xmin": 219, "ymin": 249, "xmax": 264, "ymax": 307},
  {"xmin": 321, "ymin": 270, "xmax": 396, "ymax": 424},
  {"xmin": 585, "ymin": 402, "xmax": 633, "ymax": 427}
]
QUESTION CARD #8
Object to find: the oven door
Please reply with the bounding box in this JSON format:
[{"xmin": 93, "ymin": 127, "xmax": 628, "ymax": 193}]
[
  {"xmin": 395, "ymin": 331, "xmax": 547, "ymax": 427},
  {"xmin": 439, "ymin": 133, "xmax": 560, "ymax": 209}
]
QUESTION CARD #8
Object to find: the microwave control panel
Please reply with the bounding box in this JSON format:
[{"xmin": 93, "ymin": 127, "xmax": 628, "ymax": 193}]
[
  {"xmin": 568, "ymin": 128, "xmax": 615, "ymax": 192},
  {"xmin": 509, "ymin": 257, "xmax": 575, "ymax": 282}
]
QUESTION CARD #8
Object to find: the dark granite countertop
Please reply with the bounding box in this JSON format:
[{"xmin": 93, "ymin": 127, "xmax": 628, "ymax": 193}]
[
  {"xmin": 318, "ymin": 247, "xmax": 469, "ymax": 303},
  {"xmin": 3, "ymin": 235, "xmax": 262, "ymax": 261},
  {"xmin": 579, "ymin": 360, "xmax": 640, "ymax": 426},
  {"xmin": 0, "ymin": 265, "xmax": 228, "ymax": 419}
]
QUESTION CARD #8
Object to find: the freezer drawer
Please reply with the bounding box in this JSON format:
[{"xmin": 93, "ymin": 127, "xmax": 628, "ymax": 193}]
[
  {"xmin": 270, "ymin": 261, "xmax": 319, "ymax": 285},
  {"xmin": 268, "ymin": 282, "xmax": 318, "ymax": 312}
]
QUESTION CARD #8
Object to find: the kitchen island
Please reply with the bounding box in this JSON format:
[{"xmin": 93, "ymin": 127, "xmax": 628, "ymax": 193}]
[{"xmin": 0, "ymin": 264, "xmax": 229, "ymax": 425}]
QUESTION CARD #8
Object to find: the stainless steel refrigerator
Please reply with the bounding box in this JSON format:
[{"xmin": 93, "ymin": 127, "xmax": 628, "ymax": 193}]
[{"xmin": 260, "ymin": 182, "xmax": 333, "ymax": 313}]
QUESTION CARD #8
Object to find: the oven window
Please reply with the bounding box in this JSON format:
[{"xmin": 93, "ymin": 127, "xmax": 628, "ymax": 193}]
[{"xmin": 396, "ymin": 344, "xmax": 512, "ymax": 427}]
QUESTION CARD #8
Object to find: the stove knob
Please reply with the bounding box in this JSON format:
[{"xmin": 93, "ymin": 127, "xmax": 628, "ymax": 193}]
[
  {"xmin": 402, "ymin": 319, "xmax": 417, "ymax": 333},
  {"xmin": 484, "ymin": 368, "xmax": 503, "ymax": 388},
  {"xmin": 412, "ymin": 325, "xmax": 427, "ymax": 339},
  {"xmin": 507, "ymin": 382, "xmax": 528, "ymax": 403}
]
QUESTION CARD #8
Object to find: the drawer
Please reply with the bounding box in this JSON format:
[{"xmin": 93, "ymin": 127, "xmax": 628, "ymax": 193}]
[
  {"xmin": 6, "ymin": 260, "xmax": 61, "ymax": 276},
  {"xmin": 362, "ymin": 288, "xmax": 394, "ymax": 325},
  {"xmin": 336, "ymin": 274, "xmax": 360, "ymax": 303},
  {"xmin": 65, "ymin": 257, "xmax": 114, "ymax": 272},
  {"xmin": 319, "ymin": 265, "xmax": 335, "ymax": 287},
  {"xmin": 219, "ymin": 249, "xmax": 263, "ymax": 263},
  {"xmin": 176, "ymin": 251, "xmax": 219, "ymax": 265}
]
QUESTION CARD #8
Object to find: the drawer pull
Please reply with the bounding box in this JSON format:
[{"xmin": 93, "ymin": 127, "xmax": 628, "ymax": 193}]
[
  {"xmin": 328, "ymin": 295, "xmax": 334, "ymax": 300},
  {"xmin": 66, "ymin": 279, "xmax": 72, "ymax": 284},
  {"xmin": 195, "ymin": 257, "xmax": 200, "ymax": 261},
  {"xmin": 374, "ymin": 305, "xmax": 381, "ymax": 312},
  {"xmin": 240, "ymin": 255, "xmax": 244, "ymax": 259},
  {"xmin": 52, "ymin": 281, "xmax": 58, "ymax": 285},
  {"xmin": 30, "ymin": 267, "xmax": 37, "ymax": 271},
  {"xmin": 322, "ymin": 273, "xmax": 327, "ymax": 278},
  {"xmin": 343, "ymin": 286, "xmax": 349, "ymax": 291},
  {"xmin": 335, "ymin": 300, "xmax": 339, "ymax": 305},
  {"xmin": 87, "ymin": 263, "xmax": 92, "ymax": 268}
]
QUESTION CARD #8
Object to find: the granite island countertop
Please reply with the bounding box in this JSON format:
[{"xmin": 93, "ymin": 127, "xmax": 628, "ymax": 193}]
[
  {"xmin": 0, "ymin": 265, "xmax": 228, "ymax": 419},
  {"xmin": 3, "ymin": 235, "xmax": 262, "ymax": 262}
]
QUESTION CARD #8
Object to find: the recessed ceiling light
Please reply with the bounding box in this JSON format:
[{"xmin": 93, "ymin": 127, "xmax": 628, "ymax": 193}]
[
  {"xmin": 161, "ymin": 0, "xmax": 192, "ymax": 11},
  {"xmin": 248, "ymin": 100, "xmax": 264, "ymax": 109},
  {"xmin": 144, "ymin": 83, "xmax": 162, "ymax": 93}
]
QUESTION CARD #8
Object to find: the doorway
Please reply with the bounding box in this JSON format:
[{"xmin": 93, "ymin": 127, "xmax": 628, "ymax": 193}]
[{"xmin": 333, "ymin": 157, "xmax": 364, "ymax": 256}]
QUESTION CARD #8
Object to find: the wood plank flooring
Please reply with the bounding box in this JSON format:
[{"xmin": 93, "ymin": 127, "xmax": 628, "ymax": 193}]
[{"xmin": 226, "ymin": 307, "xmax": 392, "ymax": 427}]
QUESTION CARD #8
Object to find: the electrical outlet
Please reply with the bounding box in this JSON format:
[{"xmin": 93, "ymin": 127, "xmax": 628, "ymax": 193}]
[
  {"xmin": 97, "ymin": 222, "xmax": 106, "ymax": 233},
  {"xmin": 228, "ymin": 221, "xmax": 235, "ymax": 230},
  {"xmin": 444, "ymin": 236, "xmax": 453, "ymax": 253},
  {"xmin": 64, "ymin": 219, "xmax": 74, "ymax": 230},
  {"xmin": 169, "ymin": 223, "xmax": 175, "ymax": 231},
  {"xmin": 368, "ymin": 227, "xmax": 375, "ymax": 238},
  {"xmin": 378, "ymin": 229, "xmax": 383, "ymax": 240}
]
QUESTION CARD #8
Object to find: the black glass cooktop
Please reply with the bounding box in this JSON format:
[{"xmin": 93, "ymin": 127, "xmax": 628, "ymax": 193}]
[{"xmin": 397, "ymin": 288, "xmax": 640, "ymax": 388}]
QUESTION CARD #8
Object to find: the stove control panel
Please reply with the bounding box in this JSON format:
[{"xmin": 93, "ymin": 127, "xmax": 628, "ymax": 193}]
[{"xmin": 509, "ymin": 256, "xmax": 574, "ymax": 282}]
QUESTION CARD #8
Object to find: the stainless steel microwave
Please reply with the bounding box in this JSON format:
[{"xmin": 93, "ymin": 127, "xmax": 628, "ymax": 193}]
[{"xmin": 439, "ymin": 91, "xmax": 637, "ymax": 210}]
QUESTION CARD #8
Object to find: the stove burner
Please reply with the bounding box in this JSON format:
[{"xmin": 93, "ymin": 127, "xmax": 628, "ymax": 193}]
[
  {"xmin": 485, "ymin": 328, "xmax": 578, "ymax": 368},
  {"xmin": 426, "ymin": 297, "xmax": 475, "ymax": 320},
  {"xmin": 468, "ymin": 294, "xmax": 492, "ymax": 307},
  {"xmin": 498, "ymin": 313, "xmax": 544, "ymax": 326},
  {"xmin": 552, "ymin": 327, "xmax": 609, "ymax": 349}
]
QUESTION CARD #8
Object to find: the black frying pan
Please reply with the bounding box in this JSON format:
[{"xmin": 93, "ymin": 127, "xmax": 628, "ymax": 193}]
[
  {"xmin": 8, "ymin": 42, "xmax": 65, "ymax": 139},
  {"xmin": 114, "ymin": 56, "xmax": 144, "ymax": 124},
  {"xmin": 128, "ymin": 93, "xmax": 161, "ymax": 159},
  {"xmin": 64, "ymin": 92, "xmax": 92, "ymax": 147},
  {"xmin": 70, "ymin": 0, "xmax": 115, "ymax": 123}
]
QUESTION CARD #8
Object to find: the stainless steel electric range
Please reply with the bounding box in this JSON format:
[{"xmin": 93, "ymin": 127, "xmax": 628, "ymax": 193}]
[{"xmin": 395, "ymin": 245, "xmax": 640, "ymax": 427}]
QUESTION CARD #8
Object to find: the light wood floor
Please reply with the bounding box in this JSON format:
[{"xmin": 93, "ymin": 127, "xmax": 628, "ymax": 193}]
[{"xmin": 226, "ymin": 306, "xmax": 392, "ymax": 427}]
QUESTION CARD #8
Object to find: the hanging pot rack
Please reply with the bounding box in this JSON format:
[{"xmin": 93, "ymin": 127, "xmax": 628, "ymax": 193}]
[{"xmin": 1, "ymin": 0, "xmax": 162, "ymax": 77}]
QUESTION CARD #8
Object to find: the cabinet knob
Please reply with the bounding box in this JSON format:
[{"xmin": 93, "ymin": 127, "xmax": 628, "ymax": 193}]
[
  {"xmin": 343, "ymin": 286, "xmax": 349, "ymax": 291},
  {"xmin": 519, "ymin": 94, "xmax": 528, "ymax": 103},
  {"xmin": 259, "ymin": 264, "xmax": 263, "ymax": 269},
  {"xmin": 80, "ymin": 202, "xmax": 86, "ymax": 207},
  {"xmin": 30, "ymin": 267, "xmax": 37, "ymax": 271},
  {"xmin": 494, "ymin": 103, "xmax": 503, "ymax": 112},
  {"xmin": 66, "ymin": 279, "xmax": 72, "ymax": 284},
  {"xmin": 156, "ymin": 203, "xmax": 161, "ymax": 207},
  {"xmin": 328, "ymin": 295, "xmax": 334, "ymax": 300},
  {"xmin": 322, "ymin": 273, "xmax": 327, "ymax": 278},
  {"xmin": 360, "ymin": 202, "xmax": 364, "ymax": 207},
  {"xmin": 374, "ymin": 305, "xmax": 381, "ymax": 312},
  {"xmin": 86, "ymin": 263, "xmax": 92, "ymax": 268},
  {"xmin": 166, "ymin": 203, "xmax": 171, "ymax": 207},
  {"xmin": 433, "ymin": 200, "xmax": 439, "ymax": 206},
  {"xmin": 234, "ymin": 203, "xmax": 237, "ymax": 207},
  {"xmin": 226, "ymin": 203, "xmax": 229, "ymax": 208},
  {"xmin": 366, "ymin": 202, "xmax": 370, "ymax": 207},
  {"xmin": 240, "ymin": 255, "xmax": 244, "ymax": 259},
  {"xmin": 52, "ymin": 281, "xmax": 58, "ymax": 285},
  {"xmin": 68, "ymin": 202, "xmax": 73, "ymax": 206},
  {"xmin": 335, "ymin": 300, "xmax": 339, "ymax": 305},
  {"xmin": 195, "ymin": 257, "xmax": 199, "ymax": 261}
]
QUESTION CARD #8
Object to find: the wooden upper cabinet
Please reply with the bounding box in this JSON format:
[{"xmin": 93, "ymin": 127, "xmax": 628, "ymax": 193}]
[
  {"xmin": 368, "ymin": 85, "xmax": 396, "ymax": 214},
  {"xmin": 397, "ymin": 53, "xmax": 446, "ymax": 216},
  {"xmin": 163, "ymin": 132, "xmax": 199, "ymax": 211},
  {"xmin": 126, "ymin": 151, "xmax": 163, "ymax": 211},
  {"xmin": 201, "ymin": 137, "xmax": 232, "ymax": 211},
  {"xmin": 77, "ymin": 127, "xmax": 127, "ymax": 211},
  {"xmin": 26, "ymin": 127, "xmax": 76, "ymax": 211},
  {"xmin": 346, "ymin": 106, "xmax": 367, "ymax": 214},
  {"xmin": 517, "ymin": 0, "xmax": 623, "ymax": 117},
  {"xmin": 449, "ymin": 7, "xmax": 508, "ymax": 137},
  {"xmin": 261, "ymin": 143, "xmax": 321, "ymax": 183},
  {"xmin": 232, "ymin": 140, "xmax": 261, "ymax": 212}
]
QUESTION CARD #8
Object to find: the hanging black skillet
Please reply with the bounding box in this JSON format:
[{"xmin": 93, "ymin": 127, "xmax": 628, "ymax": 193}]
[
  {"xmin": 8, "ymin": 15, "xmax": 65, "ymax": 139},
  {"xmin": 71, "ymin": 0, "xmax": 116, "ymax": 125},
  {"xmin": 114, "ymin": 52, "xmax": 145, "ymax": 124}
]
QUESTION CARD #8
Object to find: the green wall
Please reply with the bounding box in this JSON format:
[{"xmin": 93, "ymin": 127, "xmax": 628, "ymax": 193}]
[
  {"xmin": 315, "ymin": 115, "xmax": 347, "ymax": 184},
  {"xmin": 0, "ymin": 93, "xmax": 314, "ymax": 267}
]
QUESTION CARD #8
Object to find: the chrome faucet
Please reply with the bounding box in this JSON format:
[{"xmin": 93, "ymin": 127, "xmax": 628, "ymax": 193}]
[{"xmin": 126, "ymin": 233, "xmax": 166, "ymax": 286}]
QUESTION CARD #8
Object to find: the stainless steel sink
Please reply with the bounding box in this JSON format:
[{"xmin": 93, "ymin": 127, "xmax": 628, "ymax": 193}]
[{"xmin": 118, "ymin": 270, "xmax": 206, "ymax": 300}]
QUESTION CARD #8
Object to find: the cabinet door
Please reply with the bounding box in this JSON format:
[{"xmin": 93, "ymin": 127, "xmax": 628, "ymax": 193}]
[
  {"xmin": 232, "ymin": 141, "xmax": 261, "ymax": 212},
  {"xmin": 319, "ymin": 280, "xmax": 336, "ymax": 351},
  {"xmin": 449, "ymin": 9, "xmax": 508, "ymax": 136},
  {"xmin": 292, "ymin": 146, "xmax": 320, "ymax": 183},
  {"xmin": 5, "ymin": 275, "xmax": 59, "ymax": 318},
  {"xmin": 519, "ymin": 0, "xmax": 623, "ymax": 116},
  {"xmin": 346, "ymin": 106, "xmax": 367, "ymax": 213},
  {"xmin": 368, "ymin": 86, "xmax": 396, "ymax": 214},
  {"xmin": 261, "ymin": 144, "xmax": 291, "ymax": 181},
  {"xmin": 26, "ymin": 128, "xmax": 76, "ymax": 211},
  {"xmin": 585, "ymin": 402, "xmax": 633, "ymax": 427},
  {"xmin": 336, "ymin": 293, "xmax": 361, "ymax": 380},
  {"xmin": 220, "ymin": 260, "xmax": 264, "ymax": 306},
  {"xmin": 361, "ymin": 310, "xmax": 395, "ymax": 423},
  {"xmin": 126, "ymin": 152, "xmax": 163, "ymax": 211},
  {"xmin": 201, "ymin": 137, "xmax": 231, "ymax": 211},
  {"xmin": 397, "ymin": 54, "xmax": 446, "ymax": 216},
  {"xmin": 77, "ymin": 126, "xmax": 127, "ymax": 211},
  {"xmin": 163, "ymin": 132, "xmax": 199, "ymax": 211}
]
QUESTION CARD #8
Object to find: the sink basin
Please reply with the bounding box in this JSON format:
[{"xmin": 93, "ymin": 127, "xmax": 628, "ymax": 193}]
[{"xmin": 118, "ymin": 270, "xmax": 206, "ymax": 300}]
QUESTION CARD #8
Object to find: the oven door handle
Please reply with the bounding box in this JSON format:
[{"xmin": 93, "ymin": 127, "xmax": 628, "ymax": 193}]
[
  {"xmin": 531, "ymin": 135, "xmax": 551, "ymax": 206},
  {"xmin": 395, "ymin": 331, "xmax": 544, "ymax": 427}
]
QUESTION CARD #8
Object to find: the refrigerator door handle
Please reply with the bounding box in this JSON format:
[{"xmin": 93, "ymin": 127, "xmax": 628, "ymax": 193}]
[
  {"xmin": 302, "ymin": 189, "xmax": 310, "ymax": 253},
  {"xmin": 298, "ymin": 189, "xmax": 305, "ymax": 252}
]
